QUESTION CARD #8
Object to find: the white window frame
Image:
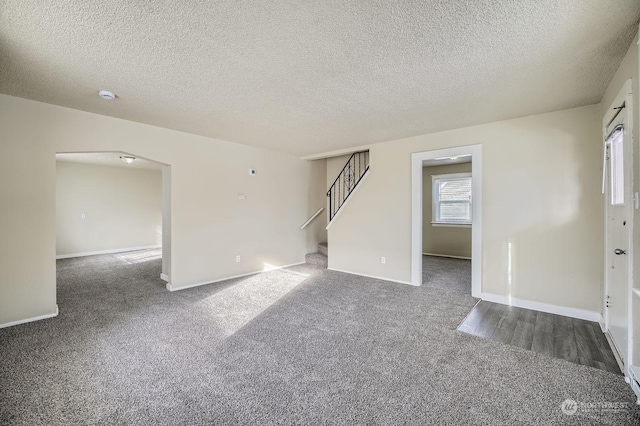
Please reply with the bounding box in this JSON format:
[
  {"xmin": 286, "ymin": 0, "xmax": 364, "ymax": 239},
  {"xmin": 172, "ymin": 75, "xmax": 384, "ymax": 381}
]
[{"xmin": 431, "ymin": 172, "xmax": 472, "ymax": 227}]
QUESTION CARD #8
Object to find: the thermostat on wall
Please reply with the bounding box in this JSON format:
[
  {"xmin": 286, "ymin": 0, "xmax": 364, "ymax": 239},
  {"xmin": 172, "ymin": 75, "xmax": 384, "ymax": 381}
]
[{"xmin": 249, "ymin": 169, "xmax": 256, "ymax": 175}]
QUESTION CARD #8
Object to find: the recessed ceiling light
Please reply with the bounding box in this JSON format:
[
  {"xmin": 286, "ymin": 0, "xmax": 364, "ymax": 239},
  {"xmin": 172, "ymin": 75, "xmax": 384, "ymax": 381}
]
[
  {"xmin": 120, "ymin": 156, "xmax": 135, "ymax": 164},
  {"xmin": 98, "ymin": 90, "xmax": 116, "ymax": 100}
]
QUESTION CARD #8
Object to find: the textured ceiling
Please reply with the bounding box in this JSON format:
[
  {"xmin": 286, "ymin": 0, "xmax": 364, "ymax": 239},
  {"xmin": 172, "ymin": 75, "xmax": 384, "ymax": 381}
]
[
  {"xmin": 56, "ymin": 152, "xmax": 163, "ymax": 171},
  {"xmin": 2, "ymin": 1, "xmax": 639, "ymax": 157}
]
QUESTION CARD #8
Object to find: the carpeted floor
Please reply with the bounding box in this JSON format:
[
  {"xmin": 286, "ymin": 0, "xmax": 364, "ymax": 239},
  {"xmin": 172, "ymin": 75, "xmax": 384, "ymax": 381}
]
[
  {"xmin": 0, "ymin": 250, "xmax": 638, "ymax": 425},
  {"xmin": 422, "ymin": 255, "xmax": 471, "ymax": 294}
]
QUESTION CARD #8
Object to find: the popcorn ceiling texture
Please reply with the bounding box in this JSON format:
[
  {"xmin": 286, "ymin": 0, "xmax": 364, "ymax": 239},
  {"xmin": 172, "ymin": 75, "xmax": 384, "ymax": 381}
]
[{"xmin": 0, "ymin": 1, "xmax": 639, "ymax": 156}]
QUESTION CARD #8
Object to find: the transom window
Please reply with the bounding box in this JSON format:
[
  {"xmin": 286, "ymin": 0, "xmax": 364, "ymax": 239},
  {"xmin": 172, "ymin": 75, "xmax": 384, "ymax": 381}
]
[{"xmin": 432, "ymin": 173, "xmax": 472, "ymax": 225}]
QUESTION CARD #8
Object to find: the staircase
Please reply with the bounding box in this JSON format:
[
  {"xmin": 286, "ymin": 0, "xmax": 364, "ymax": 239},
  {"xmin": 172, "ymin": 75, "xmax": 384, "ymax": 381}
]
[
  {"xmin": 327, "ymin": 150, "xmax": 370, "ymax": 222},
  {"xmin": 304, "ymin": 151, "xmax": 369, "ymax": 268},
  {"xmin": 305, "ymin": 242, "xmax": 328, "ymax": 268}
]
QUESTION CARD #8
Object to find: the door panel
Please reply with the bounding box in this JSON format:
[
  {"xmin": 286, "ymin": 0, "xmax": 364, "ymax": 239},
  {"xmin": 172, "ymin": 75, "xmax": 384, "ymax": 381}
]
[{"xmin": 604, "ymin": 113, "xmax": 630, "ymax": 362}]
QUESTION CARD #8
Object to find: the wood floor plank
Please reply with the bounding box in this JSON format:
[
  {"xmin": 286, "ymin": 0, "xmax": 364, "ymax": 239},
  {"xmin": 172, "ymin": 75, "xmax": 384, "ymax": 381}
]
[
  {"xmin": 573, "ymin": 319, "xmax": 604, "ymax": 362},
  {"xmin": 473, "ymin": 303, "xmax": 507, "ymax": 338},
  {"xmin": 580, "ymin": 323, "xmax": 621, "ymax": 375},
  {"xmin": 496, "ymin": 306, "xmax": 520, "ymax": 331},
  {"xmin": 458, "ymin": 301, "xmax": 492, "ymax": 332},
  {"xmin": 458, "ymin": 301, "xmax": 620, "ymax": 375},
  {"xmin": 534, "ymin": 312, "xmax": 554, "ymax": 334},
  {"xmin": 510, "ymin": 320, "xmax": 534, "ymax": 350},
  {"xmin": 577, "ymin": 356, "xmax": 608, "ymax": 372},
  {"xmin": 518, "ymin": 308, "xmax": 537, "ymax": 325},
  {"xmin": 603, "ymin": 358, "xmax": 623, "ymax": 375},
  {"xmin": 490, "ymin": 325, "xmax": 515, "ymax": 344},
  {"xmin": 552, "ymin": 319, "xmax": 577, "ymax": 363},
  {"xmin": 531, "ymin": 330, "xmax": 554, "ymax": 356}
]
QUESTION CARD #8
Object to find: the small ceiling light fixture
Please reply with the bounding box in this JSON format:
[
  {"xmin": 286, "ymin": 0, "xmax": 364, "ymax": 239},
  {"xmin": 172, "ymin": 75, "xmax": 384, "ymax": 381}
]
[
  {"xmin": 98, "ymin": 90, "xmax": 116, "ymax": 100},
  {"xmin": 120, "ymin": 156, "xmax": 135, "ymax": 164}
]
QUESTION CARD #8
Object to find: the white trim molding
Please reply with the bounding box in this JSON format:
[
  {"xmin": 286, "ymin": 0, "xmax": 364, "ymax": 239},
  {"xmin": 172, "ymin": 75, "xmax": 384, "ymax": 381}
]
[
  {"xmin": 166, "ymin": 261, "xmax": 306, "ymax": 292},
  {"xmin": 56, "ymin": 245, "xmax": 161, "ymax": 259},
  {"xmin": 480, "ymin": 292, "xmax": 601, "ymax": 322},
  {"xmin": 0, "ymin": 305, "xmax": 59, "ymax": 329},
  {"xmin": 423, "ymin": 252, "xmax": 471, "ymax": 260},
  {"xmin": 327, "ymin": 267, "xmax": 414, "ymax": 286},
  {"xmin": 430, "ymin": 223, "xmax": 471, "ymax": 228},
  {"xmin": 160, "ymin": 273, "xmax": 169, "ymax": 282},
  {"xmin": 412, "ymin": 144, "xmax": 483, "ymax": 297}
]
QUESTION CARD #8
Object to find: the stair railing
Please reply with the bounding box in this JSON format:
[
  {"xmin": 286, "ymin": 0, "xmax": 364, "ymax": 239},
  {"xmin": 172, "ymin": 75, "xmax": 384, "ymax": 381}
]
[
  {"xmin": 299, "ymin": 207, "xmax": 325, "ymax": 230},
  {"xmin": 326, "ymin": 150, "xmax": 370, "ymax": 221}
]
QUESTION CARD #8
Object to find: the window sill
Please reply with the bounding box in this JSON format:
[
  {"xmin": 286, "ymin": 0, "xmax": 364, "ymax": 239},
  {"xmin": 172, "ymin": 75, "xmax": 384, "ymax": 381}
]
[{"xmin": 431, "ymin": 222, "xmax": 472, "ymax": 228}]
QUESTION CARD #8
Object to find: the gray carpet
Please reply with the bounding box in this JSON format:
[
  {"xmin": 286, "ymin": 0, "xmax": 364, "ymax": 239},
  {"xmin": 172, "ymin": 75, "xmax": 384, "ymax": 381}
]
[
  {"xmin": 0, "ymin": 249, "xmax": 638, "ymax": 425},
  {"xmin": 422, "ymin": 255, "xmax": 471, "ymax": 294}
]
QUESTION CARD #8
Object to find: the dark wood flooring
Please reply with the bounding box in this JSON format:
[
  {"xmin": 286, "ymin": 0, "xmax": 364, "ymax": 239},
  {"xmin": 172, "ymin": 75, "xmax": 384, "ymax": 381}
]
[{"xmin": 458, "ymin": 301, "xmax": 622, "ymax": 375}]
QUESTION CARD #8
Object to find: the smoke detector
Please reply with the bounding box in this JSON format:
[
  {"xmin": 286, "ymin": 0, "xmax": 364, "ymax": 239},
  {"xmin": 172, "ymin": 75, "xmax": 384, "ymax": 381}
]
[{"xmin": 98, "ymin": 90, "xmax": 116, "ymax": 100}]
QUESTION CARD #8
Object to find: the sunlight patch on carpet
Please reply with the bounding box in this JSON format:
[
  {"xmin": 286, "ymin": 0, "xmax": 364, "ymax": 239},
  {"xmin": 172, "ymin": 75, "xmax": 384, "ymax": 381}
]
[
  {"xmin": 197, "ymin": 269, "xmax": 308, "ymax": 337},
  {"xmin": 116, "ymin": 248, "xmax": 162, "ymax": 264}
]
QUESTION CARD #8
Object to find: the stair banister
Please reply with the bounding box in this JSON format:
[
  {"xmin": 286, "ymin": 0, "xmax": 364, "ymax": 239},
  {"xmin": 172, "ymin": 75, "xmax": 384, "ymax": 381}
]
[
  {"xmin": 300, "ymin": 208, "xmax": 325, "ymax": 230},
  {"xmin": 326, "ymin": 150, "xmax": 370, "ymax": 221}
]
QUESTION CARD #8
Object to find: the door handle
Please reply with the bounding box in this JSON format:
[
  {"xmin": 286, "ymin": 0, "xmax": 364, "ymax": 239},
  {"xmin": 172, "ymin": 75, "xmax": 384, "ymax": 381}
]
[{"xmin": 614, "ymin": 249, "xmax": 626, "ymax": 255}]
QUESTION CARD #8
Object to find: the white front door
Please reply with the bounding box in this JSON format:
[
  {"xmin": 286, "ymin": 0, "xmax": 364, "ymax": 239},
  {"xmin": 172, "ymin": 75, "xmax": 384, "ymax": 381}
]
[{"xmin": 604, "ymin": 111, "xmax": 631, "ymax": 364}]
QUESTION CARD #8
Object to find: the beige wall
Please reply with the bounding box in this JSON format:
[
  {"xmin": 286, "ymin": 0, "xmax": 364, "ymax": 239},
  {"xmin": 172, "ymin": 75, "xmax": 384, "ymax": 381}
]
[
  {"xmin": 56, "ymin": 162, "xmax": 162, "ymax": 257},
  {"xmin": 328, "ymin": 104, "xmax": 604, "ymax": 313},
  {"xmin": 0, "ymin": 94, "xmax": 326, "ymax": 325},
  {"xmin": 422, "ymin": 163, "xmax": 472, "ymax": 258}
]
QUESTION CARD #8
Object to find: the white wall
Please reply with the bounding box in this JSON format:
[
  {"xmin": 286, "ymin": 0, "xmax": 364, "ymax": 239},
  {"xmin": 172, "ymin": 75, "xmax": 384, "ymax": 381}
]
[
  {"xmin": 422, "ymin": 163, "xmax": 472, "ymax": 258},
  {"xmin": 0, "ymin": 94, "xmax": 326, "ymax": 326},
  {"xmin": 56, "ymin": 161, "xmax": 162, "ymax": 257},
  {"xmin": 328, "ymin": 104, "xmax": 604, "ymax": 313}
]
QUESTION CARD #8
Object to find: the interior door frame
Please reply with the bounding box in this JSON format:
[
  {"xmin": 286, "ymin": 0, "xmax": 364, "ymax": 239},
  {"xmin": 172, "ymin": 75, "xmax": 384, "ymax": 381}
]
[
  {"xmin": 411, "ymin": 144, "xmax": 482, "ymax": 296},
  {"xmin": 602, "ymin": 79, "xmax": 634, "ymax": 375},
  {"xmin": 55, "ymin": 150, "xmax": 173, "ymax": 285}
]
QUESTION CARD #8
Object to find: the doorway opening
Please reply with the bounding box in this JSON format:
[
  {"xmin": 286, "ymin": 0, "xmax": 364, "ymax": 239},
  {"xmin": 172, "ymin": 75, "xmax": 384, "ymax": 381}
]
[
  {"xmin": 421, "ymin": 160, "xmax": 472, "ymax": 294},
  {"xmin": 411, "ymin": 144, "xmax": 482, "ymax": 297},
  {"xmin": 54, "ymin": 151, "xmax": 172, "ymax": 296}
]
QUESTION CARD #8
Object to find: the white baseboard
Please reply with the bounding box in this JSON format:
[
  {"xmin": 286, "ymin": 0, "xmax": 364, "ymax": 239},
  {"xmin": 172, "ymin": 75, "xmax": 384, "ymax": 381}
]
[
  {"xmin": 160, "ymin": 273, "xmax": 169, "ymax": 282},
  {"xmin": 423, "ymin": 252, "xmax": 471, "ymax": 260},
  {"xmin": 0, "ymin": 305, "xmax": 59, "ymax": 329},
  {"xmin": 599, "ymin": 318, "xmax": 606, "ymax": 333},
  {"xmin": 327, "ymin": 267, "xmax": 415, "ymax": 286},
  {"xmin": 56, "ymin": 245, "xmax": 161, "ymax": 259},
  {"xmin": 166, "ymin": 261, "xmax": 306, "ymax": 292},
  {"xmin": 479, "ymin": 292, "xmax": 601, "ymax": 322}
]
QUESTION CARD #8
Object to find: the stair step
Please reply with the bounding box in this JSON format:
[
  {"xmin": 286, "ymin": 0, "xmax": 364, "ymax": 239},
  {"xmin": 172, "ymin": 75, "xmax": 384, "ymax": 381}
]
[
  {"xmin": 318, "ymin": 242, "xmax": 328, "ymax": 256},
  {"xmin": 305, "ymin": 252, "xmax": 328, "ymax": 268}
]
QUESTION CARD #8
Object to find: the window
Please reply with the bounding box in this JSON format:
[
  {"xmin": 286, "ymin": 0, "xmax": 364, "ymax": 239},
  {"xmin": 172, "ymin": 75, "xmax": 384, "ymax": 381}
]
[
  {"xmin": 432, "ymin": 173, "xmax": 472, "ymax": 225},
  {"xmin": 609, "ymin": 128, "xmax": 624, "ymax": 205}
]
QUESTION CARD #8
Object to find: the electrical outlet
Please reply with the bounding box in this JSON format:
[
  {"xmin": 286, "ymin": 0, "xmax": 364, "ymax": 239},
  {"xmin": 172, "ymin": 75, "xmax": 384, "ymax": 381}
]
[
  {"xmin": 81, "ymin": 213, "xmax": 86, "ymax": 219},
  {"xmin": 236, "ymin": 255, "xmax": 241, "ymax": 263},
  {"xmin": 381, "ymin": 256, "xmax": 386, "ymax": 264}
]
